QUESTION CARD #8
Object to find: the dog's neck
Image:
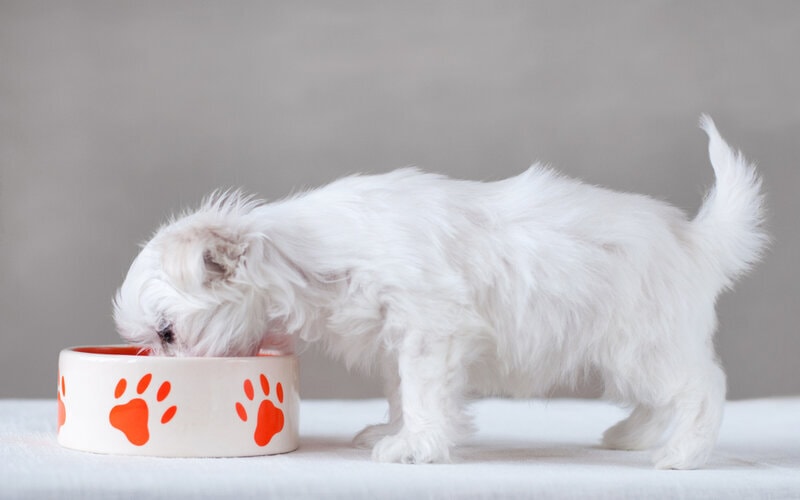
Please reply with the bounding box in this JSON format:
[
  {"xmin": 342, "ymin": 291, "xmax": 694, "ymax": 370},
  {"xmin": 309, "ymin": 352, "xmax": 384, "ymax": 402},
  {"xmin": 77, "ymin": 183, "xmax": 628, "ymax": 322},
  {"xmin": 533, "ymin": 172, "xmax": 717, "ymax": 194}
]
[{"xmin": 245, "ymin": 198, "xmax": 386, "ymax": 363}]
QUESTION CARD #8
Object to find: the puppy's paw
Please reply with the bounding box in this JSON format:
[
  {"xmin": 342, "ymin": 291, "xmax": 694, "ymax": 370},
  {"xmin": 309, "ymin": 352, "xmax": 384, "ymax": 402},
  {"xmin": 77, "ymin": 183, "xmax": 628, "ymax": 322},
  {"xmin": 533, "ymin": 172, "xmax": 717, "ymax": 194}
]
[
  {"xmin": 602, "ymin": 422, "xmax": 656, "ymax": 451},
  {"xmin": 372, "ymin": 431, "xmax": 450, "ymax": 464},
  {"xmin": 353, "ymin": 422, "xmax": 401, "ymax": 449},
  {"xmin": 652, "ymin": 442, "xmax": 711, "ymax": 470},
  {"xmin": 602, "ymin": 425, "xmax": 638, "ymax": 451}
]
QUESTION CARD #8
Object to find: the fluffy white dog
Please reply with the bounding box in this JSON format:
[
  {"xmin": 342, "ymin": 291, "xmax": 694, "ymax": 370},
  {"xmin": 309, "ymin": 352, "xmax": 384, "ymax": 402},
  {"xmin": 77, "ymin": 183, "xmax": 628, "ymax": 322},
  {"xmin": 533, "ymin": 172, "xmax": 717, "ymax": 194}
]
[{"xmin": 114, "ymin": 116, "xmax": 767, "ymax": 469}]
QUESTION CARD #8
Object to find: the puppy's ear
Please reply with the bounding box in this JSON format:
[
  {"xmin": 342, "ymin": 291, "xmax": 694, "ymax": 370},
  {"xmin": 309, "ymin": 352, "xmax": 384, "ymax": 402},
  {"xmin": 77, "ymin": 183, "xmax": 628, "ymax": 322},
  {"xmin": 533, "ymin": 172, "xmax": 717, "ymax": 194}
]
[
  {"xmin": 158, "ymin": 225, "xmax": 249, "ymax": 289},
  {"xmin": 201, "ymin": 229, "xmax": 247, "ymax": 281}
]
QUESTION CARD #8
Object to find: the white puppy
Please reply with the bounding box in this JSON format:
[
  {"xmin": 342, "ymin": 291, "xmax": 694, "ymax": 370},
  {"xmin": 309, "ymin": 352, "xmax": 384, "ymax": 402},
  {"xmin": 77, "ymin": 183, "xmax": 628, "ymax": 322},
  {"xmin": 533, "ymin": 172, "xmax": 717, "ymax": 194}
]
[{"xmin": 114, "ymin": 116, "xmax": 767, "ymax": 469}]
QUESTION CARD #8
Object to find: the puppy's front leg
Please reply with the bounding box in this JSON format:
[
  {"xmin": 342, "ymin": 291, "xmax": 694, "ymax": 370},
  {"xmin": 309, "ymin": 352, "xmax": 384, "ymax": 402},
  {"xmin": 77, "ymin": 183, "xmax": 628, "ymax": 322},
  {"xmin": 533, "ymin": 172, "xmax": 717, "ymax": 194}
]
[
  {"xmin": 353, "ymin": 360, "xmax": 403, "ymax": 448},
  {"xmin": 371, "ymin": 332, "xmax": 469, "ymax": 464}
]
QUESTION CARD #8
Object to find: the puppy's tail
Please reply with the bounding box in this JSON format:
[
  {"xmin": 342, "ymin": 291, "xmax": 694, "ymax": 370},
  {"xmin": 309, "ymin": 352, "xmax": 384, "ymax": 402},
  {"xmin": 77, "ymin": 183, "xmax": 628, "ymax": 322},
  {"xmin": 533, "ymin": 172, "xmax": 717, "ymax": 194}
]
[{"xmin": 692, "ymin": 115, "xmax": 768, "ymax": 289}]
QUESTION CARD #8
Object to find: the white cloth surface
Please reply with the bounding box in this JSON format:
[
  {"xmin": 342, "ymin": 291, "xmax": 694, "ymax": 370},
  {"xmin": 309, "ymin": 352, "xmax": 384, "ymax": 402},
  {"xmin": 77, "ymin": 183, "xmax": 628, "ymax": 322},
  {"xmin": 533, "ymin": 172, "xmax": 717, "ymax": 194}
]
[{"xmin": 1, "ymin": 398, "xmax": 799, "ymax": 499}]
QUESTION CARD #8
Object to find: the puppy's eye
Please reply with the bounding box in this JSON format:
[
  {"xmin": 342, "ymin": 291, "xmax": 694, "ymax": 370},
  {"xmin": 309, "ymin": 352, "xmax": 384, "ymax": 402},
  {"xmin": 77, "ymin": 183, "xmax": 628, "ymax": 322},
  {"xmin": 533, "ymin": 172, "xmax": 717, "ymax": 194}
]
[{"xmin": 156, "ymin": 321, "xmax": 175, "ymax": 344}]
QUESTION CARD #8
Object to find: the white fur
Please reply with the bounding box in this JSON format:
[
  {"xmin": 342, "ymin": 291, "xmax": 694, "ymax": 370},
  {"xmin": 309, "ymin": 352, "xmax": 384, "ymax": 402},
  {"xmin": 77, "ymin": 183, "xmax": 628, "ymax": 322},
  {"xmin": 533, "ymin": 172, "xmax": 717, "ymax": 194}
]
[{"xmin": 114, "ymin": 116, "xmax": 767, "ymax": 469}]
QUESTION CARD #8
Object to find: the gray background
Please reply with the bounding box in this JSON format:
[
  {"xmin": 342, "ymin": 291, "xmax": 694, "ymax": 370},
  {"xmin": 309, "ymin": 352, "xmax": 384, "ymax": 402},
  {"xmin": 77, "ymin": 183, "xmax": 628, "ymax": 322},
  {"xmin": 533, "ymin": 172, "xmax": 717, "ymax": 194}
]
[{"xmin": 1, "ymin": 1, "xmax": 798, "ymax": 400}]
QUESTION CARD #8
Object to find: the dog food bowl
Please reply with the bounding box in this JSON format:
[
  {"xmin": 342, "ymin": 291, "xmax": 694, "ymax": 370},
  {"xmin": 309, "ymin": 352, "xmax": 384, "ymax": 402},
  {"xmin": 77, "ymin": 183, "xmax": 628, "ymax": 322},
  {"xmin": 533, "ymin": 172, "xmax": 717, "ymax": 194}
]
[{"xmin": 57, "ymin": 345, "xmax": 299, "ymax": 457}]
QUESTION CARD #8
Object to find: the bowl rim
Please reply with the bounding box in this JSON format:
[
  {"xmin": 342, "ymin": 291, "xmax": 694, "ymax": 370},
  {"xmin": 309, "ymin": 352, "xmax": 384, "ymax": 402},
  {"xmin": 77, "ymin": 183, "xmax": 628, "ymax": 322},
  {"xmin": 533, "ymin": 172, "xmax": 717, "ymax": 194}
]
[{"xmin": 61, "ymin": 344, "xmax": 295, "ymax": 360}]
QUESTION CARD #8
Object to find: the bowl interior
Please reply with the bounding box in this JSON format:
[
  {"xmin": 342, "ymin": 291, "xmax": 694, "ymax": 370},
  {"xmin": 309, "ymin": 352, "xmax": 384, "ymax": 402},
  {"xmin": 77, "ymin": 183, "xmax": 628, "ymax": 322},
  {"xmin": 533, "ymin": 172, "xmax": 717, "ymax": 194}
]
[{"xmin": 72, "ymin": 345, "xmax": 150, "ymax": 355}]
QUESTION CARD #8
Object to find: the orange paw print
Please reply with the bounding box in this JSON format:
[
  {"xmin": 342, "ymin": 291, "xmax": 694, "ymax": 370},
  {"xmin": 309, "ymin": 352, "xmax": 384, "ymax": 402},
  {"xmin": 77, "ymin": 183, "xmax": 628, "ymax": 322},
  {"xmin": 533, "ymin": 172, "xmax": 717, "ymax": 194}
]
[
  {"xmin": 235, "ymin": 374, "xmax": 285, "ymax": 446},
  {"xmin": 109, "ymin": 373, "xmax": 177, "ymax": 446},
  {"xmin": 57, "ymin": 374, "xmax": 66, "ymax": 432}
]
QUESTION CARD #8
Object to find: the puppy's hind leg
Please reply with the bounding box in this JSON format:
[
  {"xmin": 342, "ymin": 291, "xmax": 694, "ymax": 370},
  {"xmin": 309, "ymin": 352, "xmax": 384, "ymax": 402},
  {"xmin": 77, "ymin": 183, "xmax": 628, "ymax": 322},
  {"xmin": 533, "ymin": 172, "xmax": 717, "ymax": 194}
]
[
  {"xmin": 652, "ymin": 362, "xmax": 726, "ymax": 470},
  {"xmin": 371, "ymin": 331, "xmax": 473, "ymax": 464}
]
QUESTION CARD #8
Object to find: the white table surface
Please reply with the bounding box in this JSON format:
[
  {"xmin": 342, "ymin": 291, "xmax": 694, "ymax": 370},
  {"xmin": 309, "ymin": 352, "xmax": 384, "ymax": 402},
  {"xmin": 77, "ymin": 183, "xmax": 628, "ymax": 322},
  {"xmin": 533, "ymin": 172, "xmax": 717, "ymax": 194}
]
[{"xmin": 2, "ymin": 397, "xmax": 799, "ymax": 499}]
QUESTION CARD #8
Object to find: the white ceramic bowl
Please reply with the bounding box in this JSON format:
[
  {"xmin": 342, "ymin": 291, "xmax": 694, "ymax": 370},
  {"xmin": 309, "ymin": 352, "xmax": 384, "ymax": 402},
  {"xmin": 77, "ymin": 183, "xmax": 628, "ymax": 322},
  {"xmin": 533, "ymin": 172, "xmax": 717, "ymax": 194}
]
[{"xmin": 57, "ymin": 345, "xmax": 299, "ymax": 457}]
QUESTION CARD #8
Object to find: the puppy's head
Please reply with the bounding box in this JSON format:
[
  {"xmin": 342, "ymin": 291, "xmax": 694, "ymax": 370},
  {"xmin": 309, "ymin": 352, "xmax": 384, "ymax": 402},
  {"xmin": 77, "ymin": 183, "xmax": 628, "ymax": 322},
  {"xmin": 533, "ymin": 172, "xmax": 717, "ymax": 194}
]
[{"xmin": 113, "ymin": 193, "xmax": 304, "ymax": 356}]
